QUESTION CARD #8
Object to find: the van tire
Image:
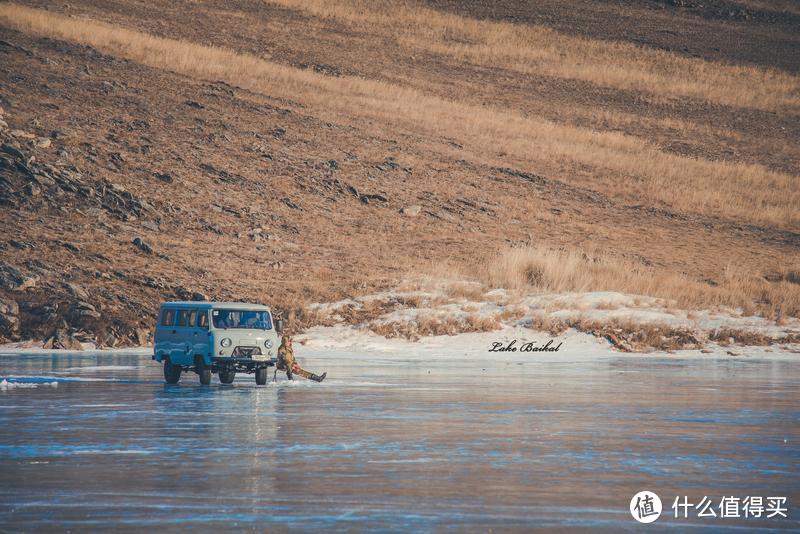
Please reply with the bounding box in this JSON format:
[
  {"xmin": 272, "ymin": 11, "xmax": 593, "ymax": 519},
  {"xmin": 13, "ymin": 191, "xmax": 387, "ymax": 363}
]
[
  {"xmin": 196, "ymin": 357, "xmax": 211, "ymax": 386},
  {"xmin": 164, "ymin": 359, "xmax": 181, "ymax": 384},
  {"xmin": 255, "ymin": 367, "xmax": 268, "ymax": 385},
  {"xmin": 219, "ymin": 368, "xmax": 236, "ymax": 384}
]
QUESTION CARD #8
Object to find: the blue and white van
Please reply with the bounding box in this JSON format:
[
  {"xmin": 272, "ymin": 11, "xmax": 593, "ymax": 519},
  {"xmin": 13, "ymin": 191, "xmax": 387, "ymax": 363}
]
[{"xmin": 153, "ymin": 301, "xmax": 282, "ymax": 385}]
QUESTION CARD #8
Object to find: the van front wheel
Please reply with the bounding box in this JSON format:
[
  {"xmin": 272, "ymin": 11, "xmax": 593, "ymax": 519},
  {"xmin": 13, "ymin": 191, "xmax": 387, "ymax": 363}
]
[
  {"xmin": 219, "ymin": 368, "xmax": 236, "ymax": 384},
  {"xmin": 255, "ymin": 367, "xmax": 268, "ymax": 385},
  {"xmin": 164, "ymin": 360, "xmax": 181, "ymax": 384},
  {"xmin": 196, "ymin": 358, "xmax": 211, "ymax": 386}
]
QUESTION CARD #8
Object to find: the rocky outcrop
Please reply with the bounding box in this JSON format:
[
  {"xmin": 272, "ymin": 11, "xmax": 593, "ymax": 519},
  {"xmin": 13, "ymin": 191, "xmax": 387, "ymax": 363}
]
[
  {"xmin": 0, "ymin": 297, "xmax": 20, "ymax": 337},
  {"xmin": 0, "ymin": 118, "xmax": 156, "ymax": 223},
  {"xmin": 42, "ymin": 329, "xmax": 84, "ymax": 351},
  {"xmin": 0, "ymin": 263, "xmax": 37, "ymax": 291},
  {"xmin": 400, "ymin": 205, "xmax": 422, "ymax": 217},
  {"xmin": 174, "ymin": 286, "xmax": 209, "ymax": 302}
]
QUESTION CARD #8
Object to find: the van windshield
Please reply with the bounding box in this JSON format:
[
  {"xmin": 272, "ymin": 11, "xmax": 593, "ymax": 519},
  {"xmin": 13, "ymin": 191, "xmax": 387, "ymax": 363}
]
[{"xmin": 212, "ymin": 309, "xmax": 272, "ymax": 330}]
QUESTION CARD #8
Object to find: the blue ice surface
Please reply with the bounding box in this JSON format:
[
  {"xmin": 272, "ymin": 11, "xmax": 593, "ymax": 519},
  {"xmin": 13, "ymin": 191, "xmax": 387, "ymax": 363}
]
[{"xmin": 0, "ymin": 351, "xmax": 798, "ymax": 530}]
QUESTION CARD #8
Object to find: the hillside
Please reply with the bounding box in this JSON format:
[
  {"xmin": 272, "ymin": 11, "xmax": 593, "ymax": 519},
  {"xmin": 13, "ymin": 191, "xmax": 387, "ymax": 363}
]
[{"xmin": 0, "ymin": 0, "xmax": 798, "ymax": 348}]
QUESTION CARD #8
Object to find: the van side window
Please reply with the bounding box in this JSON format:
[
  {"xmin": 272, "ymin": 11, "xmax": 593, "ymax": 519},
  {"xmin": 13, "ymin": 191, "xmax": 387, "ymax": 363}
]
[
  {"xmin": 197, "ymin": 311, "xmax": 209, "ymax": 329},
  {"xmin": 177, "ymin": 309, "xmax": 195, "ymax": 327},
  {"xmin": 161, "ymin": 309, "xmax": 176, "ymax": 327}
]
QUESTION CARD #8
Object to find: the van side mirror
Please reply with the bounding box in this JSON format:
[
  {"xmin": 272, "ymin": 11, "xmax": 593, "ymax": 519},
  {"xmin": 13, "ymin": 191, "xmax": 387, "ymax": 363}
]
[{"xmin": 275, "ymin": 319, "xmax": 284, "ymax": 333}]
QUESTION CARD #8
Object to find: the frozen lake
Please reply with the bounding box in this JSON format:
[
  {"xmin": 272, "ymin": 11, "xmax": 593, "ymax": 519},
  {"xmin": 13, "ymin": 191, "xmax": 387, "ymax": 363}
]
[{"xmin": 1, "ymin": 339, "xmax": 798, "ymax": 530}]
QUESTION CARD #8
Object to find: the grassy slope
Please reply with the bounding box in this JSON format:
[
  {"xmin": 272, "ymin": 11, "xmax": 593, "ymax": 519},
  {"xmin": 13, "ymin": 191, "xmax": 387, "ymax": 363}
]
[{"xmin": 0, "ymin": 1, "xmax": 797, "ymax": 345}]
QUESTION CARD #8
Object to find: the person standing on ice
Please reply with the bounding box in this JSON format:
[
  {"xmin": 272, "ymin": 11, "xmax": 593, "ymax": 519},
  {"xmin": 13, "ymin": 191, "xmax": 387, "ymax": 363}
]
[{"xmin": 275, "ymin": 335, "xmax": 326, "ymax": 382}]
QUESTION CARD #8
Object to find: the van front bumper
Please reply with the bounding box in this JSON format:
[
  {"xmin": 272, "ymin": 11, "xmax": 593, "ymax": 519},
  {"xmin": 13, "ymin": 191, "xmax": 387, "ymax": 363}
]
[
  {"xmin": 213, "ymin": 356, "xmax": 277, "ymax": 365},
  {"xmin": 215, "ymin": 345, "xmax": 275, "ymax": 359},
  {"xmin": 210, "ymin": 357, "xmax": 276, "ymax": 373}
]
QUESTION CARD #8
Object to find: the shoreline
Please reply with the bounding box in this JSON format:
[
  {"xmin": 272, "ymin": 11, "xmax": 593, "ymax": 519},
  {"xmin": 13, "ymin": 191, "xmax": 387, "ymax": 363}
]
[{"xmin": 3, "ymin": 325, "xmax": 796, "ymax": 361}]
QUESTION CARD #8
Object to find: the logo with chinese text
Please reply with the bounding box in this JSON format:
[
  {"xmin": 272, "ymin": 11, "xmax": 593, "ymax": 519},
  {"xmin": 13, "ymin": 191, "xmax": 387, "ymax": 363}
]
[
  {"xmin": 672, "ymin": 495, "xmax": 788, "ymax": 519},
  {"xmin": 630, "ymin": 491, "xmax": 662, "ymax": 523}
]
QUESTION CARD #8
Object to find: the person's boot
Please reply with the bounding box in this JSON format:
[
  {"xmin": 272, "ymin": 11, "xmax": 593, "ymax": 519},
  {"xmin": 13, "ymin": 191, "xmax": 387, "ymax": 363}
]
[
  {"xmin": 311, "ymin": 372, "xmax": 326, "ymax": 383},
  {"xmin": 286, "ymin": 370, "xmax": 293, "ymax": 380}
]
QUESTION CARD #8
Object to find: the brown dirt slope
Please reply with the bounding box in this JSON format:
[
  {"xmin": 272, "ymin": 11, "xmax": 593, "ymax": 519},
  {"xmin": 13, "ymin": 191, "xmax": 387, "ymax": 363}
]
[
  {"xmin": 427, "ymin": 0, "xmax": 800, "ymax": 72},
  {"xmin": 0, "ymin": 1, "xmax": 798, "ymax": 347}
]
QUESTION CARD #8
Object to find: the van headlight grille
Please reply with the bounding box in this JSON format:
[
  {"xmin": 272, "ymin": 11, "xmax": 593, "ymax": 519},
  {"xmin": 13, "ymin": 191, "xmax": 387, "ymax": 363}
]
[
  {"xmin": 264, "ymin": 339, "xmax": 273, "ymax": 349},
  {"xmin": 232, "ymin": 346, "xmax": 262, "ymax": 357},
  {"xmin": 220, "ymin": 338, "xmax": 232, "ymax": 347}
]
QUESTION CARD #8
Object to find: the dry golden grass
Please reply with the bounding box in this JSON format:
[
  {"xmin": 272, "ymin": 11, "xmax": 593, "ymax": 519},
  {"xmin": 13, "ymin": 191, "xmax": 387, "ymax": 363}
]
[
  {"xmin": 527, "ymin": 314, "xmax": 572, "ymax": 337},
  {"xmin": 292, "ymin": 305, "xmax": 338, "ymax": 331},
  {"xmin": 269, "ymin": 0, "xmax": 800, "ymax": 111},
  {"xmin": 1, "ymin": 4, "xmax": 798, "ymax": 228},
  {"xmin": 369, "ymin": 312, "xmax": 502, "ymax": 340},
  {"xmin": 497, "ymin": 306, "xmax": 527, "ymax": 322},
  {"xmin": 442, "ymin": 281, "xmax": 486, "ymax": 302},
  {"xmin": 393, "ymin": 294, "xmax": 449, "ymax": 309},
  {"xmin": 708, "ymin": 328, "xmax": 771, "ymax": 346},
  {"xmin": 480, "ymin": 245, "xmax": 800, "ymax": 319},
  {"xmin": 525, "ymin": 312, "xmax": 701, "ymax": 351},
  {"xmin": 768, "ymin": 269, "xmax": 800, "ymax": 285},
  {"xmin": 584, "ymin": 318, "xmax": 701, "ymax": 352}
]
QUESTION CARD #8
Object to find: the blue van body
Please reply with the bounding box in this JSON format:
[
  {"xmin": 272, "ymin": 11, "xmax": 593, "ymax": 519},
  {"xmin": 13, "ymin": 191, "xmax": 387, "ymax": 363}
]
[{"xmin": 153, "ymin": 301, "xmax": 281, "ymax": 384}]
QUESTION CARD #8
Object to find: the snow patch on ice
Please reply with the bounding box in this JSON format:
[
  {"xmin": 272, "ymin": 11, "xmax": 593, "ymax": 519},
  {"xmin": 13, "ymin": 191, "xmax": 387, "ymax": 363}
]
[
  {"xmin": 3, "ymin": 375, "xmax": 128, "ymax": 384},
  {"xmin": 0, "ymin": 379, "xmax": 58, "ymax": 390}
]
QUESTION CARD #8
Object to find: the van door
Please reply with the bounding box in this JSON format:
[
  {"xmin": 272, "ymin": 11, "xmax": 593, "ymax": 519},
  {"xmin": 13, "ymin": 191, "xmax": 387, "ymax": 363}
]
[
  {"xmin": 155, "ymin": 307, "xmax": 177, "ymax": 361},
  {"xmin": 175, "ymin": 309, "xmax": 198, "ymax": 365},
  {"xmin": 196, "ymin": 310, "xmax": 211, "ymax": 364}
]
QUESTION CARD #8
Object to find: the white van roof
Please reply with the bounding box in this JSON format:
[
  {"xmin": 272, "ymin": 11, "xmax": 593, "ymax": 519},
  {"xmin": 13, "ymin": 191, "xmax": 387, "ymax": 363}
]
[{"xmin": 160, "ymin": 301, "xmax": 270, "ymax": 311}]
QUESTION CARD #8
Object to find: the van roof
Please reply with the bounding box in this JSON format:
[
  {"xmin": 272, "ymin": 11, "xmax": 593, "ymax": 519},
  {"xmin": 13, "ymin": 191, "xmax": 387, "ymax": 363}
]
[{"xmin": 160, "ymin": 301, "xmax": 270, "ymax": 311}]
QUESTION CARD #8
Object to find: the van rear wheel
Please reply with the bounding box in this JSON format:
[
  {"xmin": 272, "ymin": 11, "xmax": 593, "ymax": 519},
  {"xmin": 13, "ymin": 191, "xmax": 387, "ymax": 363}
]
[
  {"xmin": 219, "ymin": 368, "xmax": 236, "ymax": 384},
  {"xmin": 163, "ymin": 360, "xmax": 181, "ymax": 384},
  {"xmin": 255, "ymin": 367, "xmax": 268, "ymax": 385},
  {"xmin": 196, "ymin": 358, "xmax": 211, "ymax": 386}
]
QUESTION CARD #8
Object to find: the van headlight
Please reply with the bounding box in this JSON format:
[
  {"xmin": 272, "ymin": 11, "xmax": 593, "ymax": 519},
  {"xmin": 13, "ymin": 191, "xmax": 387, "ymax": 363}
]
[
  {"xmin": 264, "ymin": 339, "xmax": 273, "ymax": 349},
  {"xmin": 220, "ymin": 338, "xmax": 232, "ymax": 347}
]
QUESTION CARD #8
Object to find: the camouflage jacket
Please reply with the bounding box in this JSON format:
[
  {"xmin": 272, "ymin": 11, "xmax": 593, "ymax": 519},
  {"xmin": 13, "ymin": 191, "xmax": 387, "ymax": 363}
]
[{"xmin": 277, "ymin": 343, "xmax": 295, "ymax": 367}]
